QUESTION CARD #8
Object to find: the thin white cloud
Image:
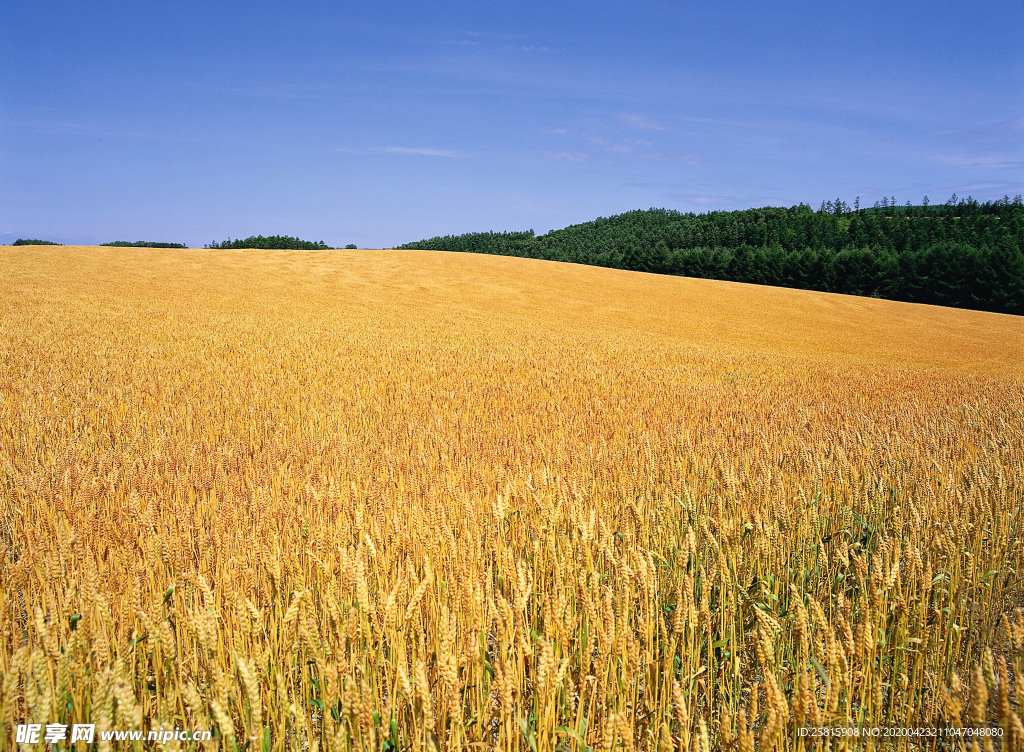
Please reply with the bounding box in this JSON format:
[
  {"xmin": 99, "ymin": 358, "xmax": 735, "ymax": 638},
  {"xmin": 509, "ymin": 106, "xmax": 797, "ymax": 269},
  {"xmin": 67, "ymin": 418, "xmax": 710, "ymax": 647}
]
[
  {"xmin": 337, "ymin": 146, "xmax": 458, "ymax": 157},
  {"xmin": 938, "ymin": 181, "xmax": 1024, "ymax": 195},
  {"xmin": 930, "ymin": 153, "xmax": 1024, "ymax": 170},
  {"xmin": 635, "ymin": 152, "xmax": 702, "ymax": 164},
  {"xmin": 500, "ymin": 45, "xmax": 561, "ymax": 53},
  {"xmin": 586, "ymin": 136, "xmax": 637, "ymax": 154},
  {"xmin": 712, "ymin": 175, "xmax": 751, "ymax": 187},
  {"xmin": 376, "ymin": 146, "xmax": 458, "ymax": 157},
  {"xmin": 657, "ymin": 193, "xmax": 793, "ymax": 210},
  {"xmin": 581, "ymin": 136, "xmax": 700, "ymax": 163},
  {"xmin": 662, "ymin": 193, "xmax": 747, "ymax": 210},
  {"xmin": 930, "ymin": 117, "xmax": 1024, "ymax": 141},
  {"xmin": 618, "ymin": 113, "xmax": 666, "ymax": 131},
  {"xmin": 541, "ymin": 150, "xmax": 595, "ymax": 162}
]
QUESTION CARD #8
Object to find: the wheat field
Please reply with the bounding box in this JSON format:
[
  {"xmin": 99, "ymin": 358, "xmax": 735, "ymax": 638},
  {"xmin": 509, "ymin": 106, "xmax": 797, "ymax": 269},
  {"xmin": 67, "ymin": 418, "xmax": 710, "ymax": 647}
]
[{"xmin": 2, "ymin": 245, "xmax": 1023, "ymax": 751}]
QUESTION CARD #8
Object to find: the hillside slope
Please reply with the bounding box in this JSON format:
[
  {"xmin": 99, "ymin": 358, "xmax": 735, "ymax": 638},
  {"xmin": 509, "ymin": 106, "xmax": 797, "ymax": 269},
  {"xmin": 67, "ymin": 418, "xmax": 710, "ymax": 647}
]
[
  {"xmin": 2, "ymin": 245, "xmax": 1022, "ymax": 748},
  {"xmin": 3, "ymin": 245, "xmax": 1022, "ymax": 370},
  {"xmin": 397, "ymin": 201, "xmax": 1024, "ymax": 315}
]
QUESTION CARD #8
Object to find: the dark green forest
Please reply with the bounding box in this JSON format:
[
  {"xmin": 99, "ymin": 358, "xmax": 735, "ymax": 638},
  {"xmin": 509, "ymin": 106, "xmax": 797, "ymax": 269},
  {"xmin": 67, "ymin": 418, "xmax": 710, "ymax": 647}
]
[
  {"xmin": 101, "ymin": 241, "xmax": 188, "ymax": 248},
  {"xmin": 206, "ymin": 235, "xmax": 333, "ymax": 250},
  {"xmin": 397, "ymin": 195, "xmax": 1024, "ymax": 315},
  {"xmin": 12, "ymin": 238, "xmax": 61, "ymax": 245}
]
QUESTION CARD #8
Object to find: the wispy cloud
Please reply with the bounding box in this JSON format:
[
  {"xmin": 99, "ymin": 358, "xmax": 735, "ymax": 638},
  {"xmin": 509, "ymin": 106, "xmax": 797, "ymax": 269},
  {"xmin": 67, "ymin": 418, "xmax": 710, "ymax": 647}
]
[
  {"xmin": 414, "ymin": 30, "xmax": 561, "ymax": 54},
  {"xmin": 585, "ymin": 136, "xmax": 643, "ymax": 154},
  {"xmin": 618, "ymin": 113, "xmax": 665, "ymax": 131},
  {"xmin": 638, "ymin": 152, "xmax": 701, "ymax": 164},
  {"xmin": 534, "ymin": 118, "xmax": 702, "ymax": 164},
  {"xmin": 935, "ymin": 181, "xmax": 1024, "ymax": 195},
  {"xmin": 713, "ymin": 175, "xmax": 751, "ymax": 187},
  {"xmin": 205, "ymin": 83, "xmax": 337, "ymax": 100},
  {"xmin": 376, "ymin": 146, "xmax": 458, "ymax": 157},
  {"xmin": 663, "ymin": 193, "xmax": 741, "ymax": 208},
  {"xmin": 930, "ymin": 117, "xmax": 1024, "ymax": 142},
  {"xmin": 656, "ymin": 193, "xmax": 794, "ymax": 210},
  {"xmin": 623, "ymin": 181, "xmax": 680, "ymax": 188},
  {"xmin": 541, "ymin": 150, "xmax": 595, "ymax": 162},
  {"xmin": 930, "ymin": 153, "xmax": 1024, "ymax": 170},
  {"xmin": 500, "ymin": 45, "xmax": 561, "ymax": 53},
  {"xmin": 582, "ymin": 136, "xmax": 700, "ymax": 163},
  {"xmin": 336, "ymin": 146, "xmax": 458, "ymax": 157}
]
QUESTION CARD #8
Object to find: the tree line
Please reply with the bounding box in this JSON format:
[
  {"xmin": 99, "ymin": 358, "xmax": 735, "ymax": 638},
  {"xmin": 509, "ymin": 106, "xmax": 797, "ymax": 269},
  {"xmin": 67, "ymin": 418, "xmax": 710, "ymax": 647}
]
[
  {"xmin": 10, "ymin": 236, "xmax": 361, "ymax": 250},
  {"xmin": 10, "ymin": 239, "xmax": 187, "ymax": 247},
  {"xmin": 205, "ymin": 235, "xmax": 340, "ymax": 250},
  {"xmin": 396, "ymin": 195, "xmax": 1024, "ymax": 315},
  {"xmin": 101, "ymin": 241, "xmax": 188, "ymax": 248}
]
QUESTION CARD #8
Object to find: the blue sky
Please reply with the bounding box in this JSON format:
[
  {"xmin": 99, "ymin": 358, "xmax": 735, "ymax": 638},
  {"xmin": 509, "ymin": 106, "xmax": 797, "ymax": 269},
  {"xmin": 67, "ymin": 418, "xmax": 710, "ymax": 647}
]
[{"xmin": 1, "ymin": 0, "xmax": 1022, "ymax": 248}]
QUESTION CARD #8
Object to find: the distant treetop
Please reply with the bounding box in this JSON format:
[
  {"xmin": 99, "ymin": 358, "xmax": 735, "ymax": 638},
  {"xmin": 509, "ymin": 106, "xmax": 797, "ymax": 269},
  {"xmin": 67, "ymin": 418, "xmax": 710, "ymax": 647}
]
[
  {"xmin": 12, "ymin": 238, "xmax": 61, "ymax": 246},
  {"xmin": 101, "ymin": 241, "xmax": 188, "ymax": 248},
  {"xmin": 205, "ymin": 235, "xmax": 333, "ymax": 250}
]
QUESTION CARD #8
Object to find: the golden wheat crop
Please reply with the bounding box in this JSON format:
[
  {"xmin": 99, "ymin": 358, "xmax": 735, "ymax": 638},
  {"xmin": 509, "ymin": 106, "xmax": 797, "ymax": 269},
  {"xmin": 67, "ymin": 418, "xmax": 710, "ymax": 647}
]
[{"xmin": 2, "ymin": 245, "xmax": 1024, "ymax": 751}]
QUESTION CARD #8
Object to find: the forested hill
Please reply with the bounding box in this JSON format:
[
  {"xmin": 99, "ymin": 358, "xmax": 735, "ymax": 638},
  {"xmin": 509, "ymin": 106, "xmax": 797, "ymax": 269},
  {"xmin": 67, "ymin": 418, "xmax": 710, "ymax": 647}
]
[
  {"xmin": 205, "ymin": 235, "xmax": 333, "ymax": 250},
  {"xmin": 396, "ymin": 196, "xmax": 1024, "ymax": 315}
]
